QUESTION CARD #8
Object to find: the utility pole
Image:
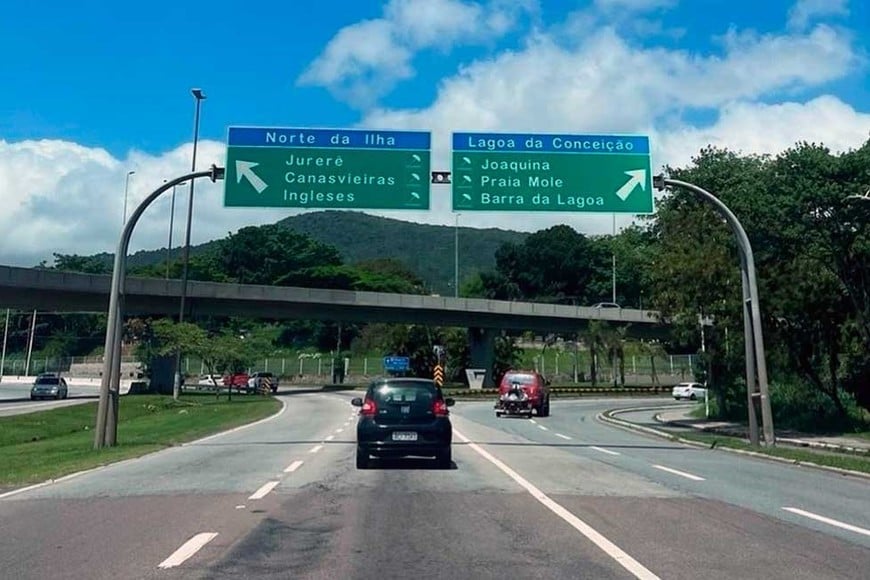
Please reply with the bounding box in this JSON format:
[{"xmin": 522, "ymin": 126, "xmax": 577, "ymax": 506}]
[
  {"xmin": 0, "ymin": 309, "xmax": 9, "ymax": 382},
  {"xmin": 24, "ymin": 309, "xmax": 37, "ymax": 377}
]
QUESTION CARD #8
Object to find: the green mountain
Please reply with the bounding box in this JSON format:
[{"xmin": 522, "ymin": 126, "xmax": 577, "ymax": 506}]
[{"xmin": 91, "ymin": 211, "xmax": 528, "ymax": 294}]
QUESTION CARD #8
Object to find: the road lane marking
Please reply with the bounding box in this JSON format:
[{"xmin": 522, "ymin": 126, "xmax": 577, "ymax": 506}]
[
  {"xmin": 309, "ymin": 445, "xmax": 324, "ymax": 454},
  {"xmin": 283, "ymin": 460, "xmax": 304, "ymax": 473},
  {"xmin": 529, "ymin": 419, "xmax": 537, "ymax": 424},
  {"xmin": 652, "ymin": 464, "xmax": 705, "ymax": 481},
  {"xmin": 158, "ymin": 532, "xmax": 219, "ymax": 569},
  {"xmin": 454, "ymin": 429, "xmax": 660, "ymax": 580},
  {"xmin": 555, "ymin": 433, "xmax": 572, "ymax": 440},
  {"xmin": 235, "ymin": 505, "xmax": 245, "ymax": 509},
  {"xmin": 184, "ymin": 398, "xmax": 287, "ymax": 446},
  {"xmin": 336, "ymin": 428, "xmax": 344, "ymax": 433},
  {"xmin": 538, "ymin": 425, "xmax": 549, "ymax": 431},
  {"xmin": 325, "ymin": 435, "xmax": 335, "ymax": 442},
  {"xmin": 248, "ymin": 481, "xmax": 280, "ymax": 500},
  {"xmin": 591, "ymin": 446, "xmax": 621, "ymax": 456},
  {"xmin": 783, "ymin": 507, "xmax": 870, "ymax": 537}
]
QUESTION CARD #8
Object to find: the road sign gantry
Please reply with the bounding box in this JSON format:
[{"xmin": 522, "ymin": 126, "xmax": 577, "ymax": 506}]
[
  {"xmin": 225, "ymin": 127, "xmax": 431, "ymax": 210},
  {"xmin": 451, "ymin": 132, "xmax": 653, "ymax": 213}
]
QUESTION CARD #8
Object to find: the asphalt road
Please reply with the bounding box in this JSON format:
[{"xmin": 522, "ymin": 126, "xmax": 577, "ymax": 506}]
[{"xmin": 0, "ymin": 395, "xmax": 867, "ymax": 579}]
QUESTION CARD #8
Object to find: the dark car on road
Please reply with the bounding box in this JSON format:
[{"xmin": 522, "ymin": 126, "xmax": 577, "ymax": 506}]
[
  {"xmin": 31, "ymin": 374, "xmax": 69, "ymax": 400},
  {"xmin": 352, "ymin": 378, "xmax": 455, "ymax": 469}
]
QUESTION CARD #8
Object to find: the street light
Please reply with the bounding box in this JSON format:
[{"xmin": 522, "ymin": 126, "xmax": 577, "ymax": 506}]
[
  {"xmin": 122, "ymin": 170, "xmax": 135, "ymax": 225},
  {"xmin": 165, "ymin": 180, "xmax": 178, "ymax": 279},
  {"xmin": 174, "ymin": 88, "xmax": 206, "ymax": 399},
  {"xmin": 454, "ymin": 213, "xmax": 461, "ymax": 298}
]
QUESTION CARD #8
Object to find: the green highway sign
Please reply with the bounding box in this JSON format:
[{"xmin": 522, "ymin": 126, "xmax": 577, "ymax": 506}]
[
  {"xmin": 225, "ymin": 127, "xmax": 431, "ymax": 209},
  {"xmin": 452, "ymin": 132, "xmax": 653, "ymax": 213}
]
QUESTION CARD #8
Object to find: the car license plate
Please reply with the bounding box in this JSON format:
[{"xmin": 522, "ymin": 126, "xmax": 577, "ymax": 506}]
[{"xmin": 392, "ymin": 431, "xmax": 418, "ymax": 441}]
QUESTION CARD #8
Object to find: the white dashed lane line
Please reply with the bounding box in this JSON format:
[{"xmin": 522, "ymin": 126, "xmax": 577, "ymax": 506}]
[
  {"xmin": 309, "ymin": 445, "xmax": 324, "ymax": 454},
  {"xmin": 283, "ymin": 460, "xmax": 304, "ymax": 473},
  {"xmin": 590, "ymin": 446, "xmax": 621, "ymax": 456},
  {"xmin": 158, "ymin": 532, "xmax": 219, "ymax": 569},
  {"xmin": 652, "ymin": 464, "xmax": 705, "ymax": 481},
  {"xmin": 538, "ymin": 425, "xmax": 549, "ymax": 431},
  {"xmin": 555, "ymin": 433, "xmax": 572, "ymax": 440},
  {"xmin": 783, "ymin": 507, "xmax": 870, "ymax": 538},
  {"xmin": 248, "ymin": 481, "xmax": 280, "ymax": 500}
]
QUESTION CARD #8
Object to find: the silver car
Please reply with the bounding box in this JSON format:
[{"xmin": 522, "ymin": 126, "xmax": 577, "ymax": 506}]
[{"xmin": 31, "ymin": 375, "xmax": 69, "ymax": 400}]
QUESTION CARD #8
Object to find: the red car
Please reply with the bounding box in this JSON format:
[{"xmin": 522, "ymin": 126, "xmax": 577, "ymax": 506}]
[
  {"xmin": 223, "ymin": 372, "xmax": 250, "ymax": 392},
  {"xmin": 494, "ymin": 370, "xmax": 551, "ymax": 418}
]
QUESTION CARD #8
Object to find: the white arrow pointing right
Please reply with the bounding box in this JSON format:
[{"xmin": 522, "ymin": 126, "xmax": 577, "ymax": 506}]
[
  {"xmin": 615, "ymin": 169, "xmax": 646, "ymax": 201},
  {"xmin": 236, "ymin": 160, "xmax": 268, "ymax": 194}
]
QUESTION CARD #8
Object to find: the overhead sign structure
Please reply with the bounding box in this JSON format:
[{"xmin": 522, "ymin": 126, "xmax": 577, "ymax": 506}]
[
  {"xmin": 383, "ymin": 356, "xmax": 410, "ymax": 373},
  {"xmin": 451, "ymin": 132, "xmax": 653, "ymax": 213},
  {"xmin": 225, "ymin": 127, "xmax": 431, "ymax": 210}
]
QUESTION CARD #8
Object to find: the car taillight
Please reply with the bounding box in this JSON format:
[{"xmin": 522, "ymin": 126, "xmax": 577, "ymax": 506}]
[
  {"xmin": 433, "ymin": 399, "xmax": 449, "ymax": 416},
  {"xmin": 361, "ymin": 397, "xmax": 377, "ymax": 417}
]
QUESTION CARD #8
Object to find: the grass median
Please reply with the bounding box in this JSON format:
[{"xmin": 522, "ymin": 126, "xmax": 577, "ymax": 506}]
[
  {"xmin": 674, "ymin": 431, "xmax": 870, "ymax": 475},
  {"xmin": 0, "ymin": 393, "xmax": 281, "ymax": 490}
]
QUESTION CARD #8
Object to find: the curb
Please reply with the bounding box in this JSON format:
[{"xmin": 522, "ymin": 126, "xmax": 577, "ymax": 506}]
[
  {"xmin": 654, "ymin": 415, "xmax": 870, "ymax": 457},
  {"xmin": 597, "ymin": 406, "xmax": 870, "ymax": 482}
]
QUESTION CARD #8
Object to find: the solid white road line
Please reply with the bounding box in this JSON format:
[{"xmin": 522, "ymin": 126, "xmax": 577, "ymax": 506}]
[
  {"xmin": 454, "ymin": 429, "xmax": 660, "ymax": 580},
  {"xmin": 782, "ymin": 507, "xmax": 870, "ymax": 538},
  {"xmin": 538, "ymin": 425, "xmax": 549, "ymax": 431},
  {"xmin": 184, "ymin": 398, "xmax": 288, "ymax": 446},
  {"xmin": 555, "ymin": 433, "xmax": 572, "ymax": 440},
  {"xmin": 248, "ymin": 480, "xmax": 280, "ymax": 500},
  {"xmin": 158, "ymin": 532, "xmax": 219, "ymax": 569},
  {"xmin": 652, "ymin": 464, "xmax": 705, "ymax": 481},
  {"xmin": 283, "ymin": 460, "xmax": 304, "ymax": 473},
  {"xmin": 591, "ymin": 446, "xmax": 621, "ymax": 456},
  {"xmin": 309, "ymin": 445, "xmax": 324, "ymax": 454},
  {"xmin": 325, "ymin": 435, "xmax": 335, "ymax": 442}
]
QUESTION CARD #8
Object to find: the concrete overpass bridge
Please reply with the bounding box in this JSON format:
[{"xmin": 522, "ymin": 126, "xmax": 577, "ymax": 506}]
[{"xmin": 0, "ymin": 265, "xmax": 668, "ymax": 385}]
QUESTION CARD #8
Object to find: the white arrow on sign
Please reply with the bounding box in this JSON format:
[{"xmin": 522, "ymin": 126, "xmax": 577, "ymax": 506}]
[
  {"xmin": 410, "ymin": 191, "xmax": 421, "ymax": 199},
  {"xmin": 462, "ymin": 193, "xmax": 472, "ymax": 201},
  {"xmin": 236, "ymin": 160, "xmax": 268, "ymax": 194},
  {"xmin": 463, "ymin": 175, "xmax": 472, "ymax": 183},
  {"xmin": 462, "ymin": 156, "xmax": 471, "ymax": 165},
  {"xmin": 411, "ymin": 173, "xmax": 421, "ymax": 181},
  {"xmin": 615, "ymin": 169, "xmax": 646, "ymax": 201}
]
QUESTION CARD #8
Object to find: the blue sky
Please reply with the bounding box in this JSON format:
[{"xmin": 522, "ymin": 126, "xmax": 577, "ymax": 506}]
[
  {"xmin": 0, "ymin": 0, "xmax": 868, "ymax": 265},
  {"xmin": 1, "ymin": 0, "xmax": 865, "ymax": 157}
]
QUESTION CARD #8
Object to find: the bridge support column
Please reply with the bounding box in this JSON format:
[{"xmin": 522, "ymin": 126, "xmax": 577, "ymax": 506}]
[{"xmin": 468, "ymin": 327, "xmax": 497, "ymax": 388}]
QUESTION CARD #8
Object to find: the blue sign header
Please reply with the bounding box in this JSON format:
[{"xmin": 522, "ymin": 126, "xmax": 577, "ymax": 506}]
[
  {"xmin": 229, "ymin": 127, "xmax": 431, "ymax": 150},
  {"xmin": 453, "ymin": 132, "xmax": 649, "ymax": 154}
]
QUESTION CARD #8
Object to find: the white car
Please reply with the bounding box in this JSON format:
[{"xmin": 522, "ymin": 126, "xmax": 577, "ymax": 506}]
[{"xmin": 672, "ymin": 382, "xmax": 707, "ymax": 400}]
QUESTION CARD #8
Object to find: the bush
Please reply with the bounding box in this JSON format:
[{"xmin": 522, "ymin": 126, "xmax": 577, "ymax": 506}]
[{"xmin": 769, "ymin": 380, "xmax": 865, "ymax": 433}]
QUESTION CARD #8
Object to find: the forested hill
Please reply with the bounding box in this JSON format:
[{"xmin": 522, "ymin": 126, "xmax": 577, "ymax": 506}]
[
  {"xmin": 84, "ymin": 211, "xmax": 527, "ymax": 294},
  {"xmin": 277, "ymin": 211, "xmax": 527, "ymax": 294}
]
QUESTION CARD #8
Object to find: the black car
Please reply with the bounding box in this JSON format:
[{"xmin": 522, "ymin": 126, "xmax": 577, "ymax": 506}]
[{"xmin": 352, "ymin": 378, "xmax": 454, "ymax": 469}]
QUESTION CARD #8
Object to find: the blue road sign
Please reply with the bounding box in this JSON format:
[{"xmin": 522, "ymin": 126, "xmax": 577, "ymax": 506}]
[{"xmin": 383, "ymin": 356, "xmax": 411, "ymax": 372}]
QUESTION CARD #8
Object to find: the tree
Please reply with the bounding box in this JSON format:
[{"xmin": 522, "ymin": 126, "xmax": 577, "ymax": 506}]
[
  {"xmin": 216, "ymin": 225, "xmax": 342, "ymax": 285},
  {"xmin": 482, "ymin": 225, "xmax": 608, "ymax": 304}
]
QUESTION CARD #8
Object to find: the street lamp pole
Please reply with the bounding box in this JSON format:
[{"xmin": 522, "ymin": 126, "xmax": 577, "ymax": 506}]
[
  {"xmin": 611, "ymin": 213, "xmax": 617, "ymax": 303},
  {"xmin": 0, "ymin": 308, "xmax": 9, "ymax": 382},
  {"xmin": 174, "ymin": 88, "xmax": 206, "ymax": 399},
  {"xmin": 122, "ymin": 170, "xmax": 135, "ymax": 225},
  {"xmin": 655, "ymin": 175, "xmax": 774, "ymax": 446},
  {"xmin": 94, "ymin": 165, "xmax": 225, "ymax": 449},
  {"xmin": 165, "ymin": 181, "xmax": 176, "ymax": 279},
  {"xmin": 454, "ymin": 213, "xmax": 460, "ymax": 298}
]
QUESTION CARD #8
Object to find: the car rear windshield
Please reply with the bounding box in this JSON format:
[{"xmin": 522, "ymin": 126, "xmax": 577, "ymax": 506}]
[
  {"xmin": 371, "ymin": 382, "xmax": 437, "ymax": 405},
  {"xmin": 504, "ymin": 374, "xmax": 536, "ymax": 385},
  {"xmin": 35, "ymin": 377, "xmax": 60, "ymax": 385}
]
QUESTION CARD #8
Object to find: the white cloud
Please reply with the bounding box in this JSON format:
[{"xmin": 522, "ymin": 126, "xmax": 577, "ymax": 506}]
[
  {"xmin": 0, "ymin": 139, "xmax": 301, "ymax": 267},
  {"xmin": 788, "ymin": 0, "xmax": 849, "ymax": 31},
  {"xmin": 297, "ymin": 0, "xmax": 536, "ymax": 107},
  {"xmin": 2, "ymin": 2, "xmax": 868, "ymax": 266}
]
